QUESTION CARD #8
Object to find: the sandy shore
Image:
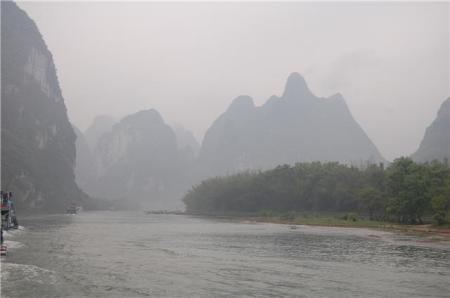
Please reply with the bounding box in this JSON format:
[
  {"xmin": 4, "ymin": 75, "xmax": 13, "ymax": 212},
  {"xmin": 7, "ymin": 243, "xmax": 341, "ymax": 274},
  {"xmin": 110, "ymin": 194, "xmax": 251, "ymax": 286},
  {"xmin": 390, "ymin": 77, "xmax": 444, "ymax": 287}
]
[
  {"xmin": 246, "ymin": 216, "xmax": 450, "ymax": 242},
  {"xmin": 395, "ymin": 224, "xmax": 450, "ymax": 241}
]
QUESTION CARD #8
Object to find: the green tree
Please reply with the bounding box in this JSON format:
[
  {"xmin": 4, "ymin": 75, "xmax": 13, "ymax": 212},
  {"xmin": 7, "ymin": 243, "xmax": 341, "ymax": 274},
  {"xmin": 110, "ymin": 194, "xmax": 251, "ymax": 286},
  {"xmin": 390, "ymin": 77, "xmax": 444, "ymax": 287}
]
[
  {"xmin": 183, "ymin": 159, "xmax": 449, "ymax": 226},
  {"xmin": 386, "ymin": 157, "xmax": 430, "ymax": 224},
  {"xmin": 431, "ymin": 177, "xmax": 450, "ymax": 225},
  {"xmin": 357, "ymin": 187, "xmax": 386, "ymax": 220}
]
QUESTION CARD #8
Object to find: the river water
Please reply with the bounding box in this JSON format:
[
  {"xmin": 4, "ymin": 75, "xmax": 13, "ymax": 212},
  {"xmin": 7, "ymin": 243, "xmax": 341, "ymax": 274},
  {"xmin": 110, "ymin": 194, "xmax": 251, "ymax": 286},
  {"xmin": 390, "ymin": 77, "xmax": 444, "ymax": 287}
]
[{"xmin": 1, "ymin": 211, "xmax": 449, "ymax": 297}]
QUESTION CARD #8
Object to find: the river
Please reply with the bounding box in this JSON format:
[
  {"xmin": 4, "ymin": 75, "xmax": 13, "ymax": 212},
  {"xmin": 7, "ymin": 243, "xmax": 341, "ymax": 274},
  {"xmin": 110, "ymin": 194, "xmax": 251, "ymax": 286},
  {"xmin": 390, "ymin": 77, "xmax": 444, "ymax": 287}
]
[{"xmin": 1, "ymin": 211, "xmax": 450, "ymax": 297}]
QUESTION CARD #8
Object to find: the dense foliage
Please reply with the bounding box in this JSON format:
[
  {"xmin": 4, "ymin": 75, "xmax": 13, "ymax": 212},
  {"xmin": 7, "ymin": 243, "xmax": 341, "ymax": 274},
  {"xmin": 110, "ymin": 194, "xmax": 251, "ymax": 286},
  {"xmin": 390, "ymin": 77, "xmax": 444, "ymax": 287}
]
[{"xmin": 183, "ymin": 158, "xmax": 450, "ymax": 225}]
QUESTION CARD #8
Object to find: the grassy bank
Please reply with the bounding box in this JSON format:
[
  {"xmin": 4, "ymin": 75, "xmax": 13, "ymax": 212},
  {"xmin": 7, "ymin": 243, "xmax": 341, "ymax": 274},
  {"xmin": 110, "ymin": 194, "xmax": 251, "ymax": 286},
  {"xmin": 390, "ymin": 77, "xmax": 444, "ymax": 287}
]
[{"xmin": 179, "ymin": 210, "xmax": 450, "ymax": 240}]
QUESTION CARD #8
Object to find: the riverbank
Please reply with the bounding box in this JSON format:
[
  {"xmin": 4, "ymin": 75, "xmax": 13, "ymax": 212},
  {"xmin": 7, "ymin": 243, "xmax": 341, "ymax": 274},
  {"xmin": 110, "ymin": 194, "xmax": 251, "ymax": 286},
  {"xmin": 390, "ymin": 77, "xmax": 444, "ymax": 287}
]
[
  {"xmin": 246, "ymin": 214, "xmax": 450, "ymax": 241},
  {"xmin": 148, "ymin": 211, "xmax": 450, "ymax": 241},
  {"xmin": 185, "ymin": 211, "xmax": 450, "ymax": 241}
]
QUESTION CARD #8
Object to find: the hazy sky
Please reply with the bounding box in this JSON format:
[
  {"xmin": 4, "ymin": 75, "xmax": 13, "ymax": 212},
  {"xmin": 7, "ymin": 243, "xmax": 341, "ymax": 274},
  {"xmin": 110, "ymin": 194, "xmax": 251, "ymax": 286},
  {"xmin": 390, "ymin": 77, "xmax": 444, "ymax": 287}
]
[{"xmin": 18, "ymin": 1, "xmax": 449, "ymax": 161}]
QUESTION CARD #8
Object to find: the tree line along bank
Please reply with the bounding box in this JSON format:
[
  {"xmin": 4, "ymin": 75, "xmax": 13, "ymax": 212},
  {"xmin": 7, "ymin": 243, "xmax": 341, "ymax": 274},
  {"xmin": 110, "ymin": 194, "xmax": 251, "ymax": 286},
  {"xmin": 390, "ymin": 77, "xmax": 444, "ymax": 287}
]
[{"xmin": 183, "ymin": 158, "xmax": 450, "ymax": 225}]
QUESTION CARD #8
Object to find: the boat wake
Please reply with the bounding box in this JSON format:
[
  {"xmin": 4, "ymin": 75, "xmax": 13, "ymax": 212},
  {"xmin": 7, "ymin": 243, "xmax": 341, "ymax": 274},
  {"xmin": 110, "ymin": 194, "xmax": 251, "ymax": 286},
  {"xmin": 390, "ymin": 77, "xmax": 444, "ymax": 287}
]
[
  {"xmin": 1, "ymin": 262, "xmax": 58, "ymax": 284},
  {"xmin": 3, "ymin": 226, "xmax": 25, "ymax": 251},
  {"xmin": 3, "ymin": 240, "xmax": 24, "ymax": 250}
]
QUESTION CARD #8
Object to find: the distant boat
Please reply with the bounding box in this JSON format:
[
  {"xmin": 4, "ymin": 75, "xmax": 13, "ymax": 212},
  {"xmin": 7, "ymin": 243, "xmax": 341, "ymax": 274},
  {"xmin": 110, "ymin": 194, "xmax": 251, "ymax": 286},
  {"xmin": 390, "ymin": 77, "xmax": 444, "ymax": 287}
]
[{"xmin": 66, "ymin": 204, "xmax": 79, "ymax": 214}]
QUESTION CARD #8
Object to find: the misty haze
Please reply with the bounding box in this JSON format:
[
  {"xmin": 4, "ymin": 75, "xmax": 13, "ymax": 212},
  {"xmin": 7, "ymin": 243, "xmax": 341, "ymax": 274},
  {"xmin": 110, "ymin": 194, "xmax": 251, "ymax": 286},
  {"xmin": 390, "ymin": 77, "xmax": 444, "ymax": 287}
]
[{"xmin": 1, "ymin": 1, "xmax": 449, "ymax": 297}]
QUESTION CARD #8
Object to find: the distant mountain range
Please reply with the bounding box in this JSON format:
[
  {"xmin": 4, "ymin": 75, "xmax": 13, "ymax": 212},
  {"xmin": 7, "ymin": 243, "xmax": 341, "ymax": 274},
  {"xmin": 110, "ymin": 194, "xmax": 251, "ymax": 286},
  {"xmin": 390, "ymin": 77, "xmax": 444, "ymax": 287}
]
[
  {"xmin": 197, "ymin": 72, "xmax": 385, "ymax": 177},
  {"xmin": 1, "ymin": 2, "xmax": 87, "ymax": 211},
  {"xmin": 5, "ymin": 1, "xmax": 447, "ymax": 211},
  {"xmin": 74, "ymin": 73, "xmax": 387, "ymax": 208},
  {"xmin": 412, "ymin": 98, "xmax": 450, "ymax": 162},
  {"xmin": 77, "ymin": 110, "xmax": 191, "ymax": 209}
]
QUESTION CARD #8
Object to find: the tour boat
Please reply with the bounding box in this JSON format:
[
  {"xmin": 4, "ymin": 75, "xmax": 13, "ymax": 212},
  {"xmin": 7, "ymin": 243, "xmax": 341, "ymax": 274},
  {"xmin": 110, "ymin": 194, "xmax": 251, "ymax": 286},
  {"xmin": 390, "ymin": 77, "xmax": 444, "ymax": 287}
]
[{"xmin": 0, "ymin": 245, "xmax": 7, "ymax": 256}]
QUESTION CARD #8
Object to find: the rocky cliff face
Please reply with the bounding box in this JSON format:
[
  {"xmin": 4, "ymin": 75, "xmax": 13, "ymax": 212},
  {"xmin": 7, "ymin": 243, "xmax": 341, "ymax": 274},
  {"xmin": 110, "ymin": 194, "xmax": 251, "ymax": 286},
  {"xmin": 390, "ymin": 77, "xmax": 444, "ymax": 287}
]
[
  {"xmin": 198, "ymin": 73, "xmax": 385, "ymax": 177},
  {"xmin": 74, "ymin": 115, "xmax": 115, "ymax": 193},
  {"xmin": 412, "ymin": 98, "xmax": 450, "ymax": 162},
  {"xmin": 1, "ymin": 2, "xmax": 86, "ymax": 211},
  {"xmin": 84, "ymin": 110, "xmax": 189, "ymax": 209},
  {"xmin": 172, "ymin": 124, "xmax": 200, "ymax": 164},
  {"xmin": 73, "ymin": 126, "xmax": 95, "ymax": 190},
  {"xmin": 84, "ymin": 115, "xmax": 115, "ymax": 151}
]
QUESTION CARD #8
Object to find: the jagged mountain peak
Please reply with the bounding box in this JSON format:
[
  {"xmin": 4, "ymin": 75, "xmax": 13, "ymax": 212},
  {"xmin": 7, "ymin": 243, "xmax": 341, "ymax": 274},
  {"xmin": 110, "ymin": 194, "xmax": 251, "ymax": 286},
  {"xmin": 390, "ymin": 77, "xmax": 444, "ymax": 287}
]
[
  {"xmin": 227, "ymin": 95, "xmax": 255, "ymax": 113},
  {"xmin": 198, "ymin": 73, "xmax": 385, "ymax": 177},
  {"xmin": 326, "ymin": 92, "xmax": 351, "ymax": 111},
  {"xmin": 437, "ymin": 97, "xmax": 450, "ymax": 118},
  {"xmin": 328, "ymin": 92, "xmax": 344, "ymax": 101},
  {"xmin": 412, "ymin": 97, "xmax": 450, "ymax": 162},
  {"xmin": 84, "ymin": 108, "xmax": 190, "ymax": 209},
  {"xmin": 121, "ymin": 109, "xmax": 165, "ymax": 127},
  {"xmin": 282, "ymin": 72, "xmax": 314, "ymax": 100}
]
